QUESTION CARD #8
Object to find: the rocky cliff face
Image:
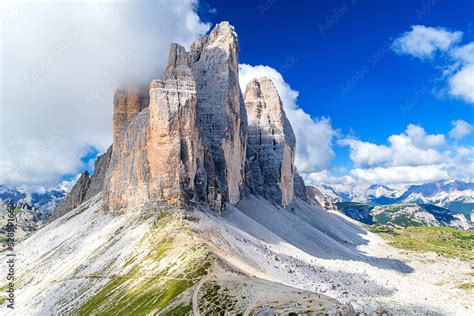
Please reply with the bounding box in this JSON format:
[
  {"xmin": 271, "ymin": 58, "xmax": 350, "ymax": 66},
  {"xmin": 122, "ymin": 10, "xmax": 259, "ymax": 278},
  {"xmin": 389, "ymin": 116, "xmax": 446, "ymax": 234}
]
[
  {"xmin": 294, "ymin": 171, "xmax": 308, "ymax": 202},
  {"xmin": 53, "ymin": 147, "xmax": 113, "ymax": 218},
  {"xmin": 85, "ymin": 146, "xmax": 112, "ymax": 200},
  {"xmin": 57, "ymin": 21, "xmax": 305, "ymax": 215},
  {"xmin": 112, "ymin": 88, "xmax": 149, "ymax": 147},
  {"xmin": 53, "ymin": 171, "xmax": 90, "ymax": 219},
  {"xmin": 244, "ymin": 78, "xmax": 296, "ymax": 206}
]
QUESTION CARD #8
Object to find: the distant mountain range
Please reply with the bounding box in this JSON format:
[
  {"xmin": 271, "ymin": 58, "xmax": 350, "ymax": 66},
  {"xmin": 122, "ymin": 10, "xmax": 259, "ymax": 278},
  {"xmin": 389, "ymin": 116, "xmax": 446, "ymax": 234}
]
[
  {"xmin": 335, "ymin": 202, "xmax": 471, "ymax": 230},
  {"xmin": 310, "ymin": 180, "xmax": 474, "ymax": 218},
  {"xmin": 0, "ymin": 183, "xmax": 72, "ymax": 215}
]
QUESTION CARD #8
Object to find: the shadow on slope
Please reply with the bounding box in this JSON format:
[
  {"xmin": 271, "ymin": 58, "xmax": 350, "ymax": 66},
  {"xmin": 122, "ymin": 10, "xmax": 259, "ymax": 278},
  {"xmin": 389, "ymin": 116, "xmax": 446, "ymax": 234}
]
[{"xmin": 228, "ymin": 196, "xmax": 413, "ymax": 273}]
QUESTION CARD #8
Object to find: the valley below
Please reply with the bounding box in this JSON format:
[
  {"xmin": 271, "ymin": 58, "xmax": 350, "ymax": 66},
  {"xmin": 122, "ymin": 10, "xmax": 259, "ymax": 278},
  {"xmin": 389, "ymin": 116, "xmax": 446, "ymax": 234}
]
[{"xmin": 1, "ymin": 194, "xmax": 473, "ymax": 315}]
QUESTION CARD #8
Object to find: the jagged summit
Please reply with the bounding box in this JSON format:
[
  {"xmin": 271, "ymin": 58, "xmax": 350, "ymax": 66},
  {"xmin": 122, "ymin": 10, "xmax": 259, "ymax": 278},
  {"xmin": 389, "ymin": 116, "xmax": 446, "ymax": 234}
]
[
  {"xmin": 244, "ymin": 77, "xmax": 296, "ymax": 205},
  {"xmin": 56, "ymin": 21, "xmax": 304, "ymax": 215}
]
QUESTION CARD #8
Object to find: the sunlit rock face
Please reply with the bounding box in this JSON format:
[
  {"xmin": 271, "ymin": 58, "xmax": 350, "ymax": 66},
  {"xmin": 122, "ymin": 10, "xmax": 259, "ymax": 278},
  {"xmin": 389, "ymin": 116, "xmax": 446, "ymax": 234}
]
[
  {"xmin": 59, "ymin": 21, "xmax": 305, "ymax": 215},
  {"xmin": 190, "ymin": 22, "xmax": 247, "ymax": 208},
  {"xmin": 244, "ymin": 77, "xmax": 296, "ymax": 206},
  {"xmin": 146, "ymin": 75, "xmax": 204, "ymax": 206},
  {"xmin": 112, "ymin": 88, "xmax": 149, "ymax": 148}
]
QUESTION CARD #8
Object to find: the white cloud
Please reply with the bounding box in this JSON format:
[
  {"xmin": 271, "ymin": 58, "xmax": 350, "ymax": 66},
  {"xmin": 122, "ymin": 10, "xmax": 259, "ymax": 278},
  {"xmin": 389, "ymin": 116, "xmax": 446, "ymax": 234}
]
[
  {"xmin": 392, "ymin": 25, "xmax": 462, "ymax": 59},
  {"xmin": 393, "ymin": 25, "xmax": 474, "ymax": 105},
  {"xmin": 338, "ymin": 139, "xmax": 391, "ymax": 167},
  {"xmin": 449, "ymin": 119, "xmax": 473, "ymax": 140},
  {"xmin": 449, "ymin": 64, "xmax": 474, "ymax": 103},
  {"xmin": 451, "ymin": 42, "xmax": 474, "ymax": 63},
  {"xmin": 0, "ymin": 0, "xmax": 209, "ymax": 186},
  {"xmin": 339, "ymin": 124, "xmax": 446, "ymax": 168},
  {"xmin": 238, "ymin": 64, "xmax": 338, "ymax": 173},
  {"xmin": 331, "ymin": 123, "xmax": 474, "ymax": 185},
  {"xmin": 348, "ymin": 165, "xmax": 450, "ymax": 184}
]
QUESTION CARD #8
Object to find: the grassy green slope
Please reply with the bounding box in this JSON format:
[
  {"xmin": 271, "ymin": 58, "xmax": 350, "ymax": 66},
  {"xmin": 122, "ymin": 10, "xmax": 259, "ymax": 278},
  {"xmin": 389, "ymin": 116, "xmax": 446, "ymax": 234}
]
[
  {"xmin": 75, "ymin": 210, "xmax": 211, "ymax": 316},
  {"xmin": 371, "ymin": 226, "xmax": 474, "ymax": 264}
]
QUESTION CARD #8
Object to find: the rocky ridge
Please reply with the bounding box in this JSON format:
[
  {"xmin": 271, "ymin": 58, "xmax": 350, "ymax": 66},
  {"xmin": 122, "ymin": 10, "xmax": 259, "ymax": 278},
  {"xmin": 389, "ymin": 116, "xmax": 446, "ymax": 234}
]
[
  {"xmin": 57, "ymin": 21, "xmax": 304, "ymax": 216},
  {"xmin": 244, "ymin": 77, "xmax": 296, "ymax": 205},
  {"xmin": 53, "ymin": 146, "xmax": 112, "ymax": 218}
]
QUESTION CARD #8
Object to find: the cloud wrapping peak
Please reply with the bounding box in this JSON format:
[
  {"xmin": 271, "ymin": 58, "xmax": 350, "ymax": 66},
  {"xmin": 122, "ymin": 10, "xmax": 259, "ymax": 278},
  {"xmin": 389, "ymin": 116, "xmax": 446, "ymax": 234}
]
[
  {"xmin": 0, "ymin": 0, "xmax": 209, "ymax": 187},
  {"xmin": 238, "ymin": 64, "xmax": 338, "ymax": 174}
]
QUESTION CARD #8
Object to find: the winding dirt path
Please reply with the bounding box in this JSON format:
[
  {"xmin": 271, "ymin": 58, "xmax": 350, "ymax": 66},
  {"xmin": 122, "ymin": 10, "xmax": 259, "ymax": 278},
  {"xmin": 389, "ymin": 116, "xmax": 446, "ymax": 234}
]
[{"xmin": 192, "ymin": 277, "xmax": 207, "ymax": 316}]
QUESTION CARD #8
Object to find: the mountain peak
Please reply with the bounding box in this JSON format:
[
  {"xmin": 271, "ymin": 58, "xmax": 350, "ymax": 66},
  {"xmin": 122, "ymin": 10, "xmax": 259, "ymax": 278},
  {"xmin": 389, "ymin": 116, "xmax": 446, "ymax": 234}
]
[{"xmin": 45, "ymin": 21, "xmax": 301, "ymax": 214}]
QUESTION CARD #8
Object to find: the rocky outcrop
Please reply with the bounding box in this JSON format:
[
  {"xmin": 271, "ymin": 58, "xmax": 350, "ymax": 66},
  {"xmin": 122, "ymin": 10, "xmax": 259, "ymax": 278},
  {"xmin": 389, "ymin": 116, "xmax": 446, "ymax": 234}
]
[
  {"xmin": 191, "ymin": 22, "xmax": 247, "ymax": 208},
  {"xmin": 244, "ymin": 77, "xmax": 296, "ymax": 206},
  {"xmin": 105, "ymin": 21, "xmax": 247, "ymax": 212},
  {"xmin": 293, "ymin": 171, "xmax": 308, "ymax": 202},
  {"xmin": 146, "ymin": 74, "xmax": 204, "ymax": 206},
  {"xmin": 53, "ymin": 147, "xmax": 112, "ymax": 218},
  {"xmin": 53, "ymin": 171, "xmax": 90, "ymax": 219},
  {"xmin": 60, "ymin": 21, "xmax": 305, "ymax": 214},
  {"xmin": 112, "ymin": 87, "xmax": 149, "ymax": 147},
  {"xmin": 104, "ymin": 108, "xmax": 151, "ymax": 212},
  {"xmin": 85, "ymin": 146, "xmax": 112, "ymax": 200}
]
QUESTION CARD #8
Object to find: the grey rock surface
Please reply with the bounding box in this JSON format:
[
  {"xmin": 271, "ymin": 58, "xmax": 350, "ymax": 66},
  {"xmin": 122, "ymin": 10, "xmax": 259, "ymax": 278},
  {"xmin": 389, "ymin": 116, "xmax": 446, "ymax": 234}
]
[{"xmin": 244, "ymin": 77, "xmax": 296, "ymax": 206}]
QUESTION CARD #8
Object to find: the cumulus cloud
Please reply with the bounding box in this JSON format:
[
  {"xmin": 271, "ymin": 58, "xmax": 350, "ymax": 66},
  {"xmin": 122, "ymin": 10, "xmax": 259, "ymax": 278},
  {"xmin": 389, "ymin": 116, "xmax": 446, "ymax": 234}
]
[
  {"xmin": 238, "ymin": 64, "xmax": 338, "ymax": 173},
  {"xmin": 449, "ymin": 119, "xmax": 473, "ymax": 140},
  {"xmin": 0, "ymin": 0, "xmax": 209, "ymax": 187},
  {"xmin": 392, "ymin": 25, "xmax": 462, "ymax": 59},
  {"xmin": 392, "ymin": 25, "xmax": 474, "ymax": 105},
  {"xmin": 339, "ymin": 124, "xmax": 446, "ymax": 168},
  {"xmin": 348, "ymin": 165, "xmax": 450, "ymax": 184},
  {"xmin": 331, "ymin": 124, "xmax": 473, "ymax": 185},
  {"xmin": 449, "ymin": 64, "xmax": 474, "ymax": 103}
]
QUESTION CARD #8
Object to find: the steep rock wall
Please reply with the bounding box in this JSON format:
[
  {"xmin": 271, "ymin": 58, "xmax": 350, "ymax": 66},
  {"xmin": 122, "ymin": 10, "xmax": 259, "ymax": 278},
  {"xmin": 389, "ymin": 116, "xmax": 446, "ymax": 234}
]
[{"xmin": 244, "ymin": 78, "xmax": 296, "ymax": 206}]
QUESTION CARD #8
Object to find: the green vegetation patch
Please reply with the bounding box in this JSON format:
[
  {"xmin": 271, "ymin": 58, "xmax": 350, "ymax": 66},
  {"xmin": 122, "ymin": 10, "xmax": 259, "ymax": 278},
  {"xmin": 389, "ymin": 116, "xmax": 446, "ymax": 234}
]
[
  {"xmin": 75, "ymin": 210, "xmax": 212, "ymax": 315},
  {"xmin": 162, "ymin": 302, "xmax": 193, "ymax": 316},
  {"xmin": 456, "ymin": 282, "xmax": 474, "ymax": 290},
  {"xmin": 199, "ymin": 282, "xmax": 239, "ymax": 314},
  {"xmin": 374, "ymin": 226, "xmax": 474, "ymax": 263}
]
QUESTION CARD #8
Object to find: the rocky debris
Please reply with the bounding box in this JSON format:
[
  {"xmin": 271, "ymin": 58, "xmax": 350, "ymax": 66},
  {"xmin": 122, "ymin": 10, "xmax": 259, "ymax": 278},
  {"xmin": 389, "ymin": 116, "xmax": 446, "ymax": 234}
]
[
  {"xmin": 53, "ymin": 148, "xmax": 113, "ymax": 218},
  {"xmin": 306, "ymin": 186, "xmax": 339, "ymax": 209},
  {"xmin": 244, "ymin": 77, "xmax": 296, "ymax": 206},
  {"xmin": 330, "ymin": 303, "xmax": 356, "ymax": 315}
]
